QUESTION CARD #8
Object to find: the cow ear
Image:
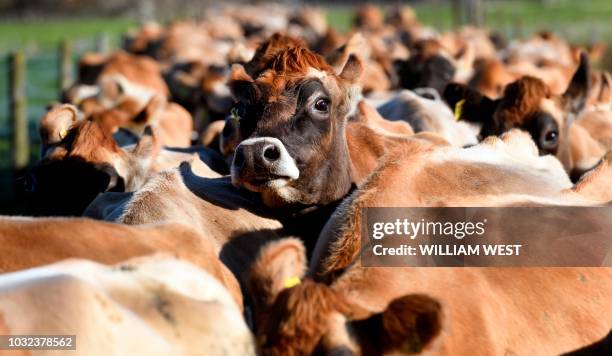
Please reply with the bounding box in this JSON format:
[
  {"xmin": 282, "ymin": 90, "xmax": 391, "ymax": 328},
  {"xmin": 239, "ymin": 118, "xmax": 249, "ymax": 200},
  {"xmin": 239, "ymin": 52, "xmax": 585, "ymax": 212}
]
[
  {"xmin": 98, "ymin": 76, "xmax": 125, "ymax": 105},
  {"xmin": 443, "ymin": 83, "xmax": 498, "ymax": 124},
  {"xmin": 39, "ymin": 104, "xmax": 81, "ymax": 147},
  {"xmin": 247, "ymin": 238, "xmax": 307, "ymax": 309},
  {"xmin": 328, "ymin": 32, "xmax": 368, "ymax": 72},
  {"xmin": 563, "ymin": 51, "xmax": 590, "ymax": 118},
  {"xmin": 353, "ymin": 294, "xmax": 442, "ymax": 354},
  {"xmin": 339, "ymin": 54, "xmax": 364, "ymax": 84},
  {"xmin": 132, "ymin": 125, "xmax": 158, "ymax": 159},
  {"xmin": 596, "ymin": 71, "xmax": 612, "ymax": 103},
  {"xmin": 229, "ymin": 64, "xmax": 260, "ymax": 104}
]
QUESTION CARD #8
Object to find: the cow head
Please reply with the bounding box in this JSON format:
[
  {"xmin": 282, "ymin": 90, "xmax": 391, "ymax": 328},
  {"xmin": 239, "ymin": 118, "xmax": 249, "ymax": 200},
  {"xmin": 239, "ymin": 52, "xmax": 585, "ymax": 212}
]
[
  {"xmin": 26, "ymin": 105, "xmax": 158, "ymax": 216},
  {"xmin": 229, "ymin": 36, "xmax": 364, "ymax": 207},
  {"xmin": 395, "ymin": 39, "xmax": 456, "ymax": 95},
  {"xmin": 247, "ymin": 238, "xmax": 442, "ymax": 355},
  {"xmin": 444, "ymin": 52, "xmax": 590, "ymax": 170}
]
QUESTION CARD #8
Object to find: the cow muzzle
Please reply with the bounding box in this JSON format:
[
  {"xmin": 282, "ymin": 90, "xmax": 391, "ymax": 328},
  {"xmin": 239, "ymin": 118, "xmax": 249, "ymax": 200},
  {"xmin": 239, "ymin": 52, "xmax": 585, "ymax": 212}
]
[{"xmin": 231, "ymin": 137, "xmax": 299, "ymax": 190}]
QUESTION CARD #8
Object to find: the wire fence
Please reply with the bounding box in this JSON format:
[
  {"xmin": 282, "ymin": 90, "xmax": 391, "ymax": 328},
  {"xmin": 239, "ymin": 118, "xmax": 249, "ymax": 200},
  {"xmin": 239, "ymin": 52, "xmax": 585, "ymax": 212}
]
[
  {"xmin": 0, "ymin": 36, "xmax": 116, "ymax": 211},
  {"xmin": 0, "ymin": 36, "xmax": 109, "ymax": 161}
]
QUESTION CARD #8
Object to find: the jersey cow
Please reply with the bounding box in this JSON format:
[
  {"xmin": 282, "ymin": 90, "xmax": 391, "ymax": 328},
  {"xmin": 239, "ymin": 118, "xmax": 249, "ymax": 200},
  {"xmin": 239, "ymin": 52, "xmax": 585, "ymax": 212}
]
[{"xmin": 0, "ymin": 255, "xmax": 254, "ymax": 356}]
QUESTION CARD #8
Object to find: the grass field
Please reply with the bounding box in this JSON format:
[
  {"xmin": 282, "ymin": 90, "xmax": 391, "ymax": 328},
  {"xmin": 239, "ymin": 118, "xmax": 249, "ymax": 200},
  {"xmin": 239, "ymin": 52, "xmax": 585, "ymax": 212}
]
[
  {"xmin": 328, "ymin": 0, "xmax": 612, "ymax": 41},
  {"xmin": 0, "ymin": 18, "xmax": 137, "ymax": 55}
]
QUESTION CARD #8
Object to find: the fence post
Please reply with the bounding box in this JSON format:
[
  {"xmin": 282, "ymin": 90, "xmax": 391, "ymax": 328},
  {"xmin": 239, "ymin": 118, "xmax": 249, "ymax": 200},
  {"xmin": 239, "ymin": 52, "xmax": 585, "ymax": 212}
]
[
  {"xmin": 452, "ymin": 0, "xmax": 485, "ymax": 28},
  {"xmin": 96, "ymin": 32, "xmax": 110, "ymax": 53},
  {"xmin": 9, "ymin": 52, "xmax": 29, "ymax": 173},
  {"xmin": 59, "ymin": 39, "xmax": 73, "ymax": 93}
]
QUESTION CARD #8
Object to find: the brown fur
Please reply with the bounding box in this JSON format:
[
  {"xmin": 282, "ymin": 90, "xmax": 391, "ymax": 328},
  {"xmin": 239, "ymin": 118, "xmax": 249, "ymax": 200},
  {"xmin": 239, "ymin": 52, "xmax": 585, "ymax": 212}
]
[
  {"xmin": 99, "ymin": 51, "xmax": 169, "ymax": 96},
  {"xmin": 568, "ymin": 123, "xmax": 606, "ymax": 177},
  {"xmin": 259, "ymin": 279, "xmax": 353, "ymax": 356},
  {"xmin": 245, "ymin": 33, "xmax": 307, "ymax": 76},
  {"xmin": 571, "ymin": 151, "xmax": 612, "ymax": 202},
  {"xmin": 69, "ymin": 120, "xmax": 122, "ymax": 162},
  {"xmin": 321, "ymin": 134, "xmax": 444, "ymax": 275},
  {"xmin": 346, "ymin": 102, "xmax": 416, "ymax": 185},
  {"xmin": 89, "ymin": 163, "xmax": 284, "ymax": 298},
  {"xmin": 471, "ymin": 58, "xmax": 519, "ymax": 98},
  {"xmin": 353, "ymin": 4, "xmax": 384, "ymax": 32},
  {"xmin": 247, "ymin": 238, "xmax": 307, "ymax": 312},
  {"xmin": 39, "ymin": 104, "xmax": 80, "ymax": 148},
  {"xmin": 91, "ymin": 95, "xmax": 193, "ymax": 148},
  {"xmin": 200, "ymin": 120, "xmax": 226, "ymax": 147},
  {"xmin": 375, "ymin": 294, "xmax": 443, "ymax": 354},
  {"xmin": 272, "ymin": 46, "xmax": 331, "ymax": 74},
  {"xmin": 228, "ymin": 39, "xmax": 364, "ymax": 207},
  {"xmin": 248, "ymin": 239, "xmax": 444, "ymax": 355},
  {"xmin": 576, "ymin": 109, "xmax": 612, "ymax": 150},
  {"xmin": 0, "ymin": 218, "xmax": 243, "ymax": 308},
  {"xmin": 303, "ymin": 132, "xmax": 612, "ymax": 354},
  {"xmin": 496, "ymin": 76, "xmax": 552, "ymax": 127}
]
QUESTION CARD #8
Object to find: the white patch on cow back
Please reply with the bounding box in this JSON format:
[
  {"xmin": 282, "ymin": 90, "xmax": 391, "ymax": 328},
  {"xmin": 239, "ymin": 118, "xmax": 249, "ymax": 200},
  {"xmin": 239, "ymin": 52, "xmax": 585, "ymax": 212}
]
[{"xmin": 429, "ymin": 130, "xmax": 573, "ymax": 190}]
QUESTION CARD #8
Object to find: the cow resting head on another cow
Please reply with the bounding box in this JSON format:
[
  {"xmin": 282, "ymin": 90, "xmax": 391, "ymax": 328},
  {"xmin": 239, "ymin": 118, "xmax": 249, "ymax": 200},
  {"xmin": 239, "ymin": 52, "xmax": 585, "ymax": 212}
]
[
  {"xmin": 246, "ymin": 238, "xmax": 442, "ymax": 355},
  {"xmin": 26, "ymin": 104, "xmax": 159, "ymax": 216},
  {"xmin": 444, "ymin": 52, "xmax": 591, "ymax": 176}
]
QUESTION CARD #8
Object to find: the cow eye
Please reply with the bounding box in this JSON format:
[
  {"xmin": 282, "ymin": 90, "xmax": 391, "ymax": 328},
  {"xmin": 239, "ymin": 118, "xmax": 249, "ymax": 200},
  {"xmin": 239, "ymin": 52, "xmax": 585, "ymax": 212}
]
[
  {"xmin": 313, "ymin": 98, "xmax": 330, "ymax": 113},
  {"xmin": 544, "ymin": 130, "xmax": 558, "ymax": 143}
]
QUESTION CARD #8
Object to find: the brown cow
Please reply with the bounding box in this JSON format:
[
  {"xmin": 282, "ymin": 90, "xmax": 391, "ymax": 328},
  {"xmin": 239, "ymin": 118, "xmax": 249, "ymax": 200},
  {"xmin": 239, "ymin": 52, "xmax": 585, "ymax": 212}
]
[
  {"xmin": 0, "ymin": 255, "xmax": 255, "ymax": 355},
  {"xmin": 311, "ymin": 129, "xmax": 611, "ymax": 277},
  {"xmin": 0, "ymin": 217, "xmax": 241, "ymax": 307},
  {"xmin": 90, "ymin": 94, "xmax": 193, "ymax": 148},
  {"xmin": 84, "ymin": 162, "xmax": 284, "ymax": 295},
  {"xmin": 75, "ymin": 51, "xmax": 169, "ymax": 96},
  {"xmin": 29, "ymin": 118, "xmax": 157, "ymax": 215},
  {"xmin": 246, "ymin": 238, "xmax": 442, "ymax": 355},
  {"xmin": 371, "ymin": 88, "xmax": 479, "ymax": 147},
  {"xmin": 249, "ymin": 237, "xmax": 611, "ymax": 355},
  {"xmin": 31, "ymin": 104, "xmax": 225, "ymax": 215},
  {"xmin": 444, "ymin": 53, "xmax": 590, "ymax": 175},
  {"xmin": 246, "ymin": 131, "xmax": 612, "ymax": 354},
  {"xmin": 228, "ymin": 38, "xmax": 364, "ymax": 208}
]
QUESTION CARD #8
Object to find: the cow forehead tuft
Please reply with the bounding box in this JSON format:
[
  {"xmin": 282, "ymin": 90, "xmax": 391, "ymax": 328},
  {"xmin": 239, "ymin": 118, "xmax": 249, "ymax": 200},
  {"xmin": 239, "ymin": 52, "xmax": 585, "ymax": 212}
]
[{"xmin": 496, "ymin": 76, "xmax": 553, "ymax": 125}]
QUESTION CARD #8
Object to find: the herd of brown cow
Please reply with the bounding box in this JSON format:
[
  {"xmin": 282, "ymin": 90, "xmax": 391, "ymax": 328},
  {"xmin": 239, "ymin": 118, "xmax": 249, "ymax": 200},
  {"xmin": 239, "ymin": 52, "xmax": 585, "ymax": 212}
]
[{"xmin": 1, "ymin": 4, "xmax": 611, "ymax": 355}]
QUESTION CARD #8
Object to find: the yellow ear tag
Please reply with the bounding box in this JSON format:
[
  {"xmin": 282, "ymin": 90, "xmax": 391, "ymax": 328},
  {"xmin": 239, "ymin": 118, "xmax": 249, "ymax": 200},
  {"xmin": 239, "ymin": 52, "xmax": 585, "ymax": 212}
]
[
  {"xmin": 283, "ymin": 276, "xmax": 301, "ymax": 289},
  {"xmin": 59, "ymin": 129, "xmax": 68, "ymax": 140},
  {"xmin": 230, "ymin": 107, "xmax": 241, "ymax": 123},
  {"xmin": 454, "ymin": 99, "xmax": 465, "ymax": 122}
]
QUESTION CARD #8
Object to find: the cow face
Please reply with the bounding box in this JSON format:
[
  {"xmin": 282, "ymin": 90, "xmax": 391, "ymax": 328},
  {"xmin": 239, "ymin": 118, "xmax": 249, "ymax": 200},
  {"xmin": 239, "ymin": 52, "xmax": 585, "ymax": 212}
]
[
  {"xmin": 26, "ymin": 105, "xmax": 158, "ymax": 216},
  {"xmin": 444, "ymin": 52, "xmax": 590, "ymax": 170},
  {"xmin": 229, "ymin": 41, "xmax": 363, "ymax": 207}
]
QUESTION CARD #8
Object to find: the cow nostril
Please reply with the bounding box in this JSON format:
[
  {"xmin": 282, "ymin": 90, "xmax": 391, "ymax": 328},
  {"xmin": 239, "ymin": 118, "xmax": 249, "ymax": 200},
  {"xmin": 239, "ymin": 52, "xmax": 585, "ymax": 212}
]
[
  {"xmin": 263, "ymin": 145, "xmax": 281, "ymax": 162},
  {"xmin": 233, "ymin": 147, "xmax": 245, "ymax": 167}
]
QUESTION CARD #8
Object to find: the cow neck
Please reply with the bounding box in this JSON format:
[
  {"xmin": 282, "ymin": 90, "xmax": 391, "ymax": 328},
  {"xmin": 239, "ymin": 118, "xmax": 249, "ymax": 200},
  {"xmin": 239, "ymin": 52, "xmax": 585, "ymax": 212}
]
[
  {"xmin": 346, "ymin": 120, "xmax": 389, "ymax": 185},
  {"xmin": 276, "ymin": 184, "xmax": 358, "ymax": 256},
  {"xmin": 276, "ymin": 121, "xmax": 390, "ymax": 255}
]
